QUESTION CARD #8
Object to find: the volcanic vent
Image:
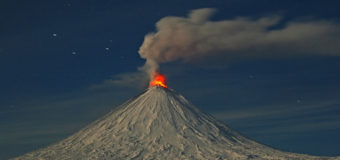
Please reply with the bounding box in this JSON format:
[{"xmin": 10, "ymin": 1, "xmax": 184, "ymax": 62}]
[{"xmin": 13, "ymin": 80, "xmax": 339, "ymax": 159}]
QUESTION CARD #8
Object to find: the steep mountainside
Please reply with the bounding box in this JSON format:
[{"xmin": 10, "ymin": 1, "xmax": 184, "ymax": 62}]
[{"xmin": 13, "ymin": 87, "xmax": 340, "ymax": 160}]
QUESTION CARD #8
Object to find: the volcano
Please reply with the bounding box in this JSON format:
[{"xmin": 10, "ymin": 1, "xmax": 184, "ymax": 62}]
[{"xmin": 13, "ymin": 86, "xmax": 339, "ymax": 160}]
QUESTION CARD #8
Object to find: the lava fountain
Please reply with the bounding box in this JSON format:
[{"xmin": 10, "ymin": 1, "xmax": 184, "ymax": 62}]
[{"xmin": 149, "ymin": 72, "xmax": 168, "ymax": 88}]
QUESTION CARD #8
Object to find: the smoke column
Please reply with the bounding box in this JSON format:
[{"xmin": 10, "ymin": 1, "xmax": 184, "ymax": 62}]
[{"xmin": 138, "ymin": 8, "xmax": 340, "ymax": 78}]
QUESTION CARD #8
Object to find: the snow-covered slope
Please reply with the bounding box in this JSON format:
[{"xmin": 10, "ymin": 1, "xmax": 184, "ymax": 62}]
[{"xmin": 13, "ymin": 86, "xmax": 339, "ymax": 160}]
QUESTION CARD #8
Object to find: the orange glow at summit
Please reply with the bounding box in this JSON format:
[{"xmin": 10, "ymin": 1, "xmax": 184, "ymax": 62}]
[{"xmin": 149, "ymin": 72, "xmax": 168, "ymax": 88}]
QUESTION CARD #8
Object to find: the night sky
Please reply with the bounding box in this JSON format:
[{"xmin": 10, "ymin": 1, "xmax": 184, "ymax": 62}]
[{"xmin": 1, "ymin": 0, "xmax": 340, "ymax": 159}]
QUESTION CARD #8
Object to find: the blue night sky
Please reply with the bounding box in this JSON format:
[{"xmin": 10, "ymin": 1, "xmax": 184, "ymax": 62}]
[{"xmin": 1, "ymin": 0, "xmax": 340, "ymax": 159}]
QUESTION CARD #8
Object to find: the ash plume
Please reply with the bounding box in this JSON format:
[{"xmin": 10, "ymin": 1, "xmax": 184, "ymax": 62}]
[
  {"xmin": 95, "ymin": 8, "xmax": 340, "ymax": 88},
  {"xmin": 139, "ymin": 8, "xmax": 340, "ymax": 76}
]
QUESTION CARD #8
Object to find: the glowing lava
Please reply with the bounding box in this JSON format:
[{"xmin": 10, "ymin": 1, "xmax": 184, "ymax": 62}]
[{"xmin": 149, "ymin": 72, "xmax": 168, "ymax": 88}]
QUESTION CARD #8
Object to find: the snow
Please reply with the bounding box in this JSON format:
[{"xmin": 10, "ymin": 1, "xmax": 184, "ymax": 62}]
[{"xmin": 12, "ymin": 86, "xmax": 340, "ymax": 160}]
